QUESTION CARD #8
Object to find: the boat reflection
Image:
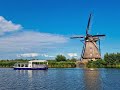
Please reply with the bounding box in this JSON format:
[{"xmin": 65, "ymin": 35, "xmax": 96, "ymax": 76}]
[
  {"xmin": 28, "ymin": 70, "xmax": 33, "ymax": 79},
  {"xmin": 16, "ymin": 70, "xmax": 48, "ymax": 79},
  {"xmin": 83, "ymin": 68, "xmax": 101, "ymax": 90}
]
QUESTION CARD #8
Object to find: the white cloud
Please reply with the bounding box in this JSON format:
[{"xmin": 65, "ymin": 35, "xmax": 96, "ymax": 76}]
[
  {"xmin": 0, "ymin": 31, "xmax": 67, "ymax": 51},
  {"xmin": 0, "ymin": 16, "xmax": 22, "ymax": 34},
  {"xmin": 0, "ymin": 31, "xmax": 67, "ymax": 59},
  {"xmin": 41, "ymin": 54, "xmax": 55, "ymax": 58},
  {"xmin": 17, "ymin": 53, "xmax": 55, "ymax": 58},
  {"xmin": 17, "ymin": 53, "xmax": 39, "ymax": 58},
  {"xmin": 0, "ymin": 16, "xmax": 68, "ymax": 59},
  {"xmin": 67, "ymin": 53, "xmax": 77, "ymax": 58}
]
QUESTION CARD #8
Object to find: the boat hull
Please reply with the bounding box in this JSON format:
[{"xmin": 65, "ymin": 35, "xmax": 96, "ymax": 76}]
[{"xmin": 14, "ymin": 67, "xmax": 48, "ymax": 70}]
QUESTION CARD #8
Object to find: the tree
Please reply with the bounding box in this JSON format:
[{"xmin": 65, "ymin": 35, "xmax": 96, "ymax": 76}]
[
  {"xmin": 70, "ymin": 58, "xmax": 77, "ymax": 62},
  {"xmin": 55, "ymin": 55, "xmax": 66, "ymax": 62}
]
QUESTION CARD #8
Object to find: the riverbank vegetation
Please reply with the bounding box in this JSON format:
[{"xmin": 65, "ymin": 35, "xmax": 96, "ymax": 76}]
[
  {"xmin": 0, "ymin": 55, "xmax": 76, "ymax": 68},
  {"xmin": 0, "ymin": 53, "xmax": 120, "ymax": 68},
  {"xmin": 48, "ymin": 55, "xmax": 76, "ymax": 68},
  {"xmin": 0, "ymin": 59, "xmax": 28, "ymax": 68},
  {"xmin": 87, "ymin": 53, "xmax": 120, "ymax": 68}
]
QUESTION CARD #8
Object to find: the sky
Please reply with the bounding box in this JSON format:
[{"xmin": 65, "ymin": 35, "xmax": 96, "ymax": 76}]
[{"xmin": 0, "ymin": 0, "xmax": 119, "ymax": 59}]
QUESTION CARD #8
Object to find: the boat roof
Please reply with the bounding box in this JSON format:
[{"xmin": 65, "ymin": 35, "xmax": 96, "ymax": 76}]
[{"xmin": 29, "ymin": 60, "xmax": 47, "ymax": 63}]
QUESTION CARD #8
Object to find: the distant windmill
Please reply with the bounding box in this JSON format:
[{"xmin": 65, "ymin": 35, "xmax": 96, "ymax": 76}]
[{"xmin": 71, "ymin": 14, "xmax": 105, "ymax": 63}]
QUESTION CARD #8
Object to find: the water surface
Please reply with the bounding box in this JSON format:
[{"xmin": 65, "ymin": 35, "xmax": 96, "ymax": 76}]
[{"xmin": 0, "ymin": 68, "xmax": 120, "ymax": 90}]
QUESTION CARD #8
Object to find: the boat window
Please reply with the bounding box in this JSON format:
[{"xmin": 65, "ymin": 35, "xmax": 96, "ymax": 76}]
[
  {"xmin": 25, "ymin": 64, "xmax": 28, "ymax": 67},
  {"xmin": 18, "ymin": 64, "xmax": 20, "ymax": 67},
  {"xmin": 21, "ymin": 64, "xmax": 24, "ymax": 67}
]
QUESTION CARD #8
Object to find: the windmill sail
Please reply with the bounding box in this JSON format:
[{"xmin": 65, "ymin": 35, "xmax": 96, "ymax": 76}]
[{"xmin": 86, "ymin": 14, "xmax": 92, "ymax": 35}]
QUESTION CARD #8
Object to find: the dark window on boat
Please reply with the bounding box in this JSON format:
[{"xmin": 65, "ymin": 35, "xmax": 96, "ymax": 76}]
[
  {"xmin": 25, "ymin": 64, "xmax": 28, "ymax": 67},
  {"xmin": 18, "ymin": 64, "xmax": 20, "ymax": 67},
  {"xmin": 21, "ymin": 64, "xmax": 24, "ymax": 67}
]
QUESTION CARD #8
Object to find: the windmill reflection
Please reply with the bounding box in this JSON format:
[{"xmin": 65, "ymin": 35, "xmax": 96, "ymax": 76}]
[{"xmin": 83, "ymin": 68, "xmax": 101, "ymax": 90}]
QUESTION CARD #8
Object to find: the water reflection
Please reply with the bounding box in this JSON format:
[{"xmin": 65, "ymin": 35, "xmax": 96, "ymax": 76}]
[
  {"xmin": 16, "ymin": 70, "xmax": 26, "ymax": 75},
  {"xmin": 16, "ymin": 70, "xmax": 48, "ymax": 79},
  {"xmin": 83, "ymin": 68, "xmax": 101, "ymax": 90},
  {"xmin": 1, "ymin": 68, "xmax": 120, "ymax": 90},
  {"xmin": 28, "ymin": 70, "xmax": 33, "ymax": 78}
]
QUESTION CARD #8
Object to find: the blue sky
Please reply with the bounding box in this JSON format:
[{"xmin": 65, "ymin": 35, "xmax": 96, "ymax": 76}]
[{"xmin": 0, "ymin": 0, "xmax": 119, "ymax": 59}]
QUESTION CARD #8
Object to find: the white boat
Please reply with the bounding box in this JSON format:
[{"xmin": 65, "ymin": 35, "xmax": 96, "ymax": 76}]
[{"xmin": 13, "ymin": 60, "xmax": 48, "ymax": 70}]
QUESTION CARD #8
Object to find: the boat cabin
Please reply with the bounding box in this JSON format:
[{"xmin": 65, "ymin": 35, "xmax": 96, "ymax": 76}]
[{"xmin": 28, "ymin": 60, "xmax": 48, "ymax": 68}]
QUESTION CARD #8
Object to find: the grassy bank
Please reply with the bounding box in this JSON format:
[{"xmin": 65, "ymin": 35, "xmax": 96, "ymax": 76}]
[
  {"xmin": 0, "ymin": 60, "xmax": 76, "ymax": 68},
  {"xmin": 87, "ymin": 53, "xmax": 120, "ymax": 68},
  {"xmin": 0, "ymin": 53, "xmax": 119, "ymax": 68},
  {"xmin": 0, "ymin": 59, "xmax": 28, "ymax": 68},
  {"xmin": 48, "ymin": 60, "xmax": 76, "ymax": 68},
  {"xmin": 0, "ymin": 55, "xmax": 77, "ymax": 68},
  {"xmin": 87, "ymin": 60, "xmax": 120, "ymax": 68}
]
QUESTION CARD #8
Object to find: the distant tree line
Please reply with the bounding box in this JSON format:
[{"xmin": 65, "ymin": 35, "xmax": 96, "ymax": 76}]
[
  {"xmin": 0, "ymin": 55, "xmax": 77, "ymax": 68},
  {"xmin": 1, "ymin": 53, "xmax": 119, "ymax": 68},
  {"xmin": 48, "ymin": 55, "xmax": 76, "ymax": 68},
  {"xmin": 87, "ymin": 53, "xmax": 120, "ymax": 68}
]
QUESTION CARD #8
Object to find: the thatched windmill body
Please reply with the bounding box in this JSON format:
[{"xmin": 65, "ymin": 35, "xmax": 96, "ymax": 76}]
[{"xmin": 71, "ymin": 14, "xmax": 105, "ymax": 63}]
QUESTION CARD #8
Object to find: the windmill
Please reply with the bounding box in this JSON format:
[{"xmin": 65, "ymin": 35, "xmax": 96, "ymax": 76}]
[{"xmin": 71, "ymin": 14, "xmax": 105, "ymax": 63}]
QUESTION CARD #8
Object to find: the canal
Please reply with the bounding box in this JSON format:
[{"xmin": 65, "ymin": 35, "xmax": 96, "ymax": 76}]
[{"xmin": 0, "ymin": 68, "xmax": 120, "ymax": 90}]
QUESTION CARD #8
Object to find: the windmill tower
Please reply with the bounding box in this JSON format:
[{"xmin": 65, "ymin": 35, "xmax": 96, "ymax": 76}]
[{"xmin": 71, "ymin": 14, "xmax": 105, "ymax": 63}]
